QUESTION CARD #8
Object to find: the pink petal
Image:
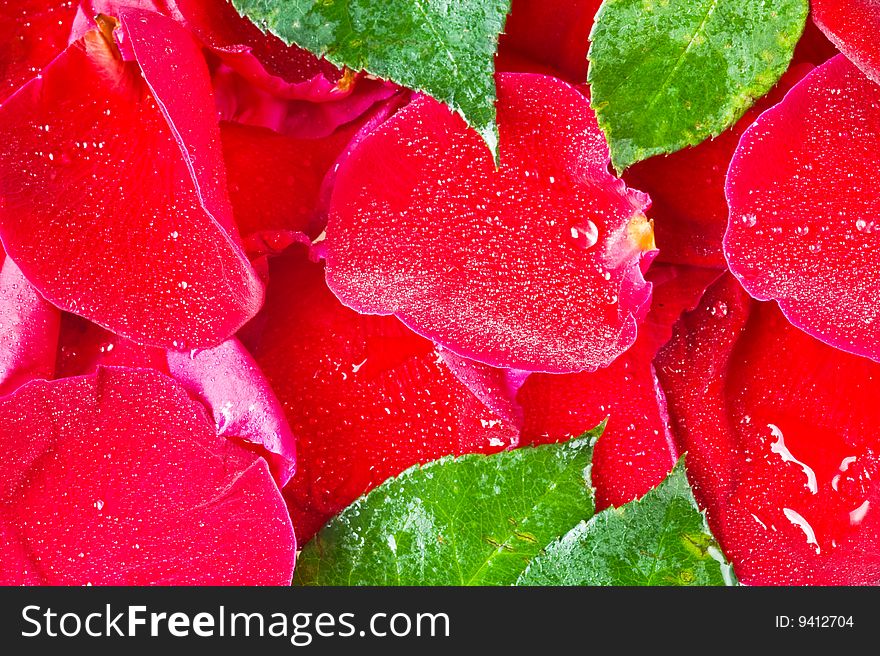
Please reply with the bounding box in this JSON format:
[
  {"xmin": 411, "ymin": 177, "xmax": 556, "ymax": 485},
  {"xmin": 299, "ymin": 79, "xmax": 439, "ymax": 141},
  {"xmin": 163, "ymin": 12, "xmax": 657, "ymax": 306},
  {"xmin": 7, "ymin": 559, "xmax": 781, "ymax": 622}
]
[
  {"xmin": 76, "ymin": 0, "xmax": 341, "ymax": 92},
  {"xmin": 167, "ymin": 338, "xmax": 297, "ymax": 487},
  {"xmin": 0, "ymin": 252, "xmax": 60, "ymax": 396},
  {"xmin": 251, "ymin": 246, "xmax": 518, "ymax": 542},
  {"xmin": 54, "ymin": 315, "xmax": 295, "ymax": 486},
  {"xmin": 212, "ymin": 62, "xmax": 400, "ymax": 139},
  {"xmin": 725, "ymin": 54, "xmax": 880, "ymax": 361},
  {"xmin": 117, "ymin": 7, "xmax": 240, "ymax": 239},
  {"xmin": 0, "ymin": 16, "xmax": 262, "ymax": 350},
  {"xmin": 56, "ymin": 314, "xmax": 169, "ymax": 377},
  {"xmin": 438, "ymin": 349, "xmax": 527, "ymax": 429},
  {"xmin": 325, "ymin": 73, "xmax": 654, "ymax": 374},
  {"xmin": 518, "ymin": 265, "xmax": 719, "ymax": 509},
  {"xmin": 0, "ymin": 367, "xmax": 295, "ymax": 585},
  {"xmin": 656, "ymin": 275, "xmax": 880, "ymax": 585},
  {"xmin": 164, "ymin": 0, "xmax": 344, "ymax": 95}
]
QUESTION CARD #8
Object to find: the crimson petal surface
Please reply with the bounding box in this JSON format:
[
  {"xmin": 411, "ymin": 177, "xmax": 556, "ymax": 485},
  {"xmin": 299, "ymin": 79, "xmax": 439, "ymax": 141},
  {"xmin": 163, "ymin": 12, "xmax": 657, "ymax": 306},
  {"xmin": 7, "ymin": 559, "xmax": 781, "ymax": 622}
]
[
  {"xmin": 656, "ymin": 275, "xmax": 880, "ymax": 585},
  {"xmin": 813, "ymin": 0, "xmax": 880, "ymax": 84},
  {"xmin": 0, "ymin": 16, "xmax": 262, "ymax": 350},
  {"xmin": 725, "ymin": 54, "xmax": 880, "ymax": 361},
  {"xmin": 518, "ymin": 265, "xmax": 719, "ymax": 509},
  {"xmin": 0, "ymin": 367, "xmax": 295, "ymax": 585},
  {"xmin": 325, "ymin": 73, "xmax": 653, "ymax": 373},
  {"xmin": 252, "ymin": 247, "xmax": 519, "ymax": 542}
]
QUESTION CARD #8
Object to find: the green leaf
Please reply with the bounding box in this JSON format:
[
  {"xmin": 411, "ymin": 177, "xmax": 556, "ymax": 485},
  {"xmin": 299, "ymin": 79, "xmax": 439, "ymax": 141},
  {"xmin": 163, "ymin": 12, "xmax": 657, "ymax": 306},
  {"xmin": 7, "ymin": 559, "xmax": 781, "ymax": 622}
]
[
  {"xmin": 232, "ymin": 0, "xmax": 510, "ymax": 154},
  {"xmin": 293, "ymin": 426, "xmax": 602, "ymax": 586},
  {"xmin": 516, "ymin": 459, "xmax": 737, "ymax": 586},
  {"xmin": 588, "ymin": 0, "xmax": 808, "ymax": 172}
]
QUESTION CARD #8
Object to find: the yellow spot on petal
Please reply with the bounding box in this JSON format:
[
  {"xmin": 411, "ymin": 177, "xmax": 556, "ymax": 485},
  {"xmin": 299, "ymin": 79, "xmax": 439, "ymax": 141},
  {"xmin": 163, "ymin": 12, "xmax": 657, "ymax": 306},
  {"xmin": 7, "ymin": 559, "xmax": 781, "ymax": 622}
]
[
  {"xmin": 627, "ymin": 213, "xmax": 656, "ymax": 252},
  {"xmin": 335, "ymin": 68, "xmax": 357, "ymax": 93},
  {"xmin": 94, "ymin": 14, "xmax": 121, "ymax": 56}
]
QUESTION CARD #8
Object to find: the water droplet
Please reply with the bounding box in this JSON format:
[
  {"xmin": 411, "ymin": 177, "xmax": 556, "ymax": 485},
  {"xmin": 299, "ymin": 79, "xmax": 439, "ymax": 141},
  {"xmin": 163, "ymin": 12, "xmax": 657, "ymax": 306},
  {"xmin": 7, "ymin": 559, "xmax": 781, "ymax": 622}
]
[
  {"xmin": 782, "ymin": 508, "xmax": 820, "ymax": 554},
  {"xmin": 769, "ymin": 423, "xmax": 818, "ymax": 495},
  {"xmin": 569, "ymin": 220, "xmax": 599, "ymax": 250},
  {"xmin": 849, "ymin": 500, "xmax": 870, "ymax": 526}
]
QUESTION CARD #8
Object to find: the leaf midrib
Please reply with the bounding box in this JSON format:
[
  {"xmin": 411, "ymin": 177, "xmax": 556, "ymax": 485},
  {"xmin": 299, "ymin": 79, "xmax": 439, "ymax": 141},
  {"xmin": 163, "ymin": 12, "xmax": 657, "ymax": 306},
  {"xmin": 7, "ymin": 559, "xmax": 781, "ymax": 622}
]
[
  {"xmin": 643, "ymin": 0, "xmax": 722, "ymax": 113},
  {"xmin": 463, "ymin": 452, "xmax": 591, "ymax": 585}
]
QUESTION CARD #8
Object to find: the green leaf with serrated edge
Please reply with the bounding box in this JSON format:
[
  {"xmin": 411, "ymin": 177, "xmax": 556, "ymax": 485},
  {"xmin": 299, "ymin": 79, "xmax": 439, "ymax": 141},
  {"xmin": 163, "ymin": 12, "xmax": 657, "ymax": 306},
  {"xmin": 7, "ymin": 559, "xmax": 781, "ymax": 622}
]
[
  {"xmin": 232, "ymin": 0, "xmax": 510, "ymax": 155},
  {"xmin": 516, "ymin": 458, "xmax": 737, "ymax": 586},
  {"xmin": 588, "ymin": 0, "xmax": 807, "ymax": 172},
  {"xmin": 293, "ymin": 425, "xmax": 602, "ymax": 586}
]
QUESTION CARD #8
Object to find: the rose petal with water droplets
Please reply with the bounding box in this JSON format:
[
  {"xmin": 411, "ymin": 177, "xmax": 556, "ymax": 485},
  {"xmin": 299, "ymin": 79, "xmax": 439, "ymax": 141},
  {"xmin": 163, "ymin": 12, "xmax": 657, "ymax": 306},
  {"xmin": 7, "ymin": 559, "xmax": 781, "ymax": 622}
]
[
  {"xmin": 813, "ymin": 0, "xmax": 880, "ymax": 83},
  {"xmin": 54, "ymin": 315, "xmax": 294, "ymax": 485},
  {"xmin": 656, "ymin": 275, "xmax": 880, "ymax": 585},
  {"xmin": 168, "ymin": 338, "xmax": 297, "ymax": 486},
  {"xmin": 0, "ymin": 15, "xmax": 262, "ymax": 350},
  {"xmin": 518, "ymin": 265, "xmax": 719, "ymax": 509},
  {"xmin": 0, "ymin": 1, "xmax": 77, "ymax": 102},
  {"xmin": 0, "ymin": 252, "xmax": 60, "ymax": 397},
  {"xmin": 165, "ymin": 0, "xmax": 344, "ymax": 95},
  {"xmin": 437, "ymin": 349, "xmax": 527, "ymax": 429},
  {"xmin": 212, "ymin": 61, "xmax": 400, "ymax": 139},
  {"xmin": 0, "ymin": 367, "xmax": 295, "ymax": 585},
  {"xmin": 251, "ymin": 247, "xmax": 518, "ymax": 542},
  {"xmin": 55, "ymin": 314, "xmax": 169, "ymax": 378},
  {"xmin": 325, "ymin": 73, "xmax": 654, "ymax": 373},
  {"xmin": 725, "ymin": 55, "xmax": 880, "ymax": 361},
  {"xmin": 74, "ymin": 0, "xmax": 343, "ymax": 96}
]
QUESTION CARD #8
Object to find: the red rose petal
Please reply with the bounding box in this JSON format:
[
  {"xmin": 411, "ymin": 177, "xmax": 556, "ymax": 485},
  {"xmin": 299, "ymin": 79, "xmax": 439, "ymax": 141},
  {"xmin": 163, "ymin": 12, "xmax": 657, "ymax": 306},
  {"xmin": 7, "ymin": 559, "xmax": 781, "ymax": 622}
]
[
  {"xmin": 325, "ymin": 73, "xmax": 654, "ymax": 373},
  {"xmin": 0, "ymin": 367, "xmax": 295, "ymax": 585},
  {"xmin": 212, "ymin": 60, "xmax": 400, "ymax": 139},
  {"xmin": 656, "ymin": 275, "xmax": 880, "ymax": 585},
  {"xmin": 0, "ymin": 252, "xmax": 60, "ymax": 396},
  {"xmin": 117, "ymin": 8, "xmax": 240, "ymax": 238},
  {"xmin": 813, "ymin": 0, "xmax": 880, "ymax": 83},
  {"xmin": 56, "ymin": 314, "xmax": 169, "ymax": 377},
  {"xmin": 496, "ymin": 0, "xmax": 602, "ymax": 82},
  {"xmin": 623, "ymin": 65, "xmax": 812, "ymax": 269},
  {"xmin": 0, "ymin": 1, "xmax": 77, "ymax": 102},
  {"xmin": 725, "ymin": 55, "xmax": 880, "ymax": 361},
  {"xmin": 168, "ymin": 338, "xmax": 297, "ymax": 487},
  {"xmin": 165, "ymin": 0, "xmax": 343, "ymax": 93},
  {"xmin": 76, "ymin": 0, "xmax": 346, "ymax": 99},
  {"xmin": 437, "ymin": 349, "xmax": 527, "ymax": 429},
  {"xmin": 518, "ymin": 265, "xmax": 719, "ymax": 509},
  {"xmin": 251, "ymin": 247, "xmax": 518, "ymax": 542},
  {"xmin": 0, "ymin": 17, "xmax": 262, "ymax": 350},
  {"xmin": 792, "ymin": 12, "xmax": 839, "ymax": 66},
  {"xmin": 220, "ymin": 119, "xmax": 359, "ymax": 242},
  {"xmin": 53, "ymin": 314, "xmax": 295, "ymax": 486}
]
